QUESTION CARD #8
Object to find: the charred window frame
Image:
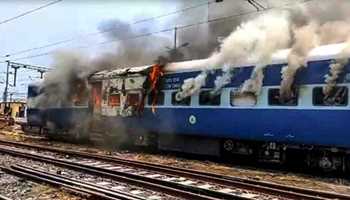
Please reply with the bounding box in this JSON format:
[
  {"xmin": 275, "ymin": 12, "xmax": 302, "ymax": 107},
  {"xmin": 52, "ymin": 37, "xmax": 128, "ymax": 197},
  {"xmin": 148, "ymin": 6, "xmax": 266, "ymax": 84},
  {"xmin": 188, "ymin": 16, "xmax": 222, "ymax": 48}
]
[
  {"xmin": 148, "ymin": 91, "xmax": 165, "ymax": 106},
  {"xmin": 199, "ymin": 90, "xmax": 221, "ymax": 106},
  {"xmin": 127, "ymin": 93, "xmax": 140, "ymax": 107},
  {"xmin": 171, "ymin": 92, "xmax": 191, "ymax": 106},
  {"xmin": 108, "ymin": 93, "xmax": 121, "ymax": 107},
  {"xmin": 313, "ymin": 86, "xmax": 348, "ymax": 106},
  {"xmin": 268, "ymin": 88, "xmax": 298, "ymax": 106}
]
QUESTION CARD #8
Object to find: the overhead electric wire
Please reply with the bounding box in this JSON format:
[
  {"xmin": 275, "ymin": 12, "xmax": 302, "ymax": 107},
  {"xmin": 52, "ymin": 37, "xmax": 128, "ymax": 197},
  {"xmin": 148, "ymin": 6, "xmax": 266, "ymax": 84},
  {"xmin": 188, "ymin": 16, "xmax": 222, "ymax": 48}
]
[
  {"xmin": 6, "ymin": 0, "xmax": 313, "ymax": 62},
  {"xmin": 3, "ymin": 0, "xmax": 212, "ymax": 58},
  {"xmin": 0, "ymin": 0, "xmax": 62, "ymax": 26}
]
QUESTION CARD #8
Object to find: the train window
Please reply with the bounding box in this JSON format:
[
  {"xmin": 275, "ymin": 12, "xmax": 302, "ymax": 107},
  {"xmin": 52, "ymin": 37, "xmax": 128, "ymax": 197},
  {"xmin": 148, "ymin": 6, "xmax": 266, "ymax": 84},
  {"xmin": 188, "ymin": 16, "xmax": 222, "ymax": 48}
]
[
  {"xmin": 313, "ymin": 87, "xmax": 348, "ymax": 106},
  {"xmin": 148, "ymin": 91, "xmax": 165, "ymax": 106},
  {"xmin": 172, "ymin": 92, "xmax": 191, "ymax": 106},
  {"xmin": 199, "ymin": 90, "xmax": 221, "ymax": 106},
  {"xmin": 108, "ymin": 94, "xmax": 120, "ymax": 107},
  {"xmin": 230, "ymin": 91, "xmax": 257, "ymax": 106},
  {"xmin": 268, "ymin": 88, "xmax": 298, "ymax": 106},
  {"xmin": 127, "ymin": 93, "xmax": 140, "ymax": 106}
]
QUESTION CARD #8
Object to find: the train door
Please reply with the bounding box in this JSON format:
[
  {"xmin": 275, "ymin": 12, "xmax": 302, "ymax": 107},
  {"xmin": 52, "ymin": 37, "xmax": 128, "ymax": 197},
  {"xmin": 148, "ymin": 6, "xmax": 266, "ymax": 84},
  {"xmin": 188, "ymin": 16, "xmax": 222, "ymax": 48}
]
[{"xmin": 90, "ymin": 81, "xmax": 102, "ymax": 114}]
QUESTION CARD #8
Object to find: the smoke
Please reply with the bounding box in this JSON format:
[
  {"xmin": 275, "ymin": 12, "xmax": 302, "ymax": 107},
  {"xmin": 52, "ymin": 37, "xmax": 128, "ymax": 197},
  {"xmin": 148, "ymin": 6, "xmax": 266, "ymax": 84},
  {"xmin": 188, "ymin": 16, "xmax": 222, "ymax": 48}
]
[
  {"xmin": 32, "ymin": 51, "xmax": 96, "ymax": 108},
  {"xmin": 323, "ymin": 40, "xmax": 350, "ymax": 96},
  {"xmin": 174, "ymin": 0, "xmax": 249, "ymax": 61},
  {"xmin": 177, "ymin": 11, "xmax": 291, "ymax": 99},
  {"xmin": 279, "ymin": 22, "xmax": 319, "ymax": 100},
  {"xmin": 35, "ymin": 0, "xmax": 350, "ymax": 108},
  {"xmin": 280, "ymin": 0, "xmax": 350, "ymax": 99},
  {"xmin": 323, "ymin": 60, "xmax": 347, "ymax": 96},
  {"xmin": 96, "ymin": 19, "xmax": 171, "ymax": 67},
  {"xmin": 318, "ymin": 21, "xmax": 350, "ymax": 44},
  {"xmin": 239, "ymin": 12, "xmax": 292, "ymax": 95},
  {"xmin": 213, "ymin": 65, "xmax": 234, "ymax": 94},
  {"xmin": 175, "ymin": 0, "xmax": 350, "ymax": 101},
  {"xmin": 31, "ymin": 18, "xmax": 173, "ymax": 108},
  {"xmin": 240, "ymin": 67, "xmax": 265, "ymax": 95},
  {"xmin": 175, "ymin": 71, "xmax": 207, "ymax": 101}
]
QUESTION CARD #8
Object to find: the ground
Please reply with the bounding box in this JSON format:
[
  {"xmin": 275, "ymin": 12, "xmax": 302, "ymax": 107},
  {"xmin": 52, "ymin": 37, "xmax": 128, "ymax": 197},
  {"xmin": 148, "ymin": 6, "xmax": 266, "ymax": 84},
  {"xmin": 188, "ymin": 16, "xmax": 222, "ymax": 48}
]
[{"xmin": 0, "ymin": 121, "xmax": 350, "ymax": 199}]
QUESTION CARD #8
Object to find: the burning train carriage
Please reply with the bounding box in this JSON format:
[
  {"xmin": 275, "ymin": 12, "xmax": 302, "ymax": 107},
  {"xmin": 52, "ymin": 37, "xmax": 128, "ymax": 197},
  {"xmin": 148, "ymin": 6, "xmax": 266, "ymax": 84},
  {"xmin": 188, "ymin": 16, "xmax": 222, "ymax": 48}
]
[
  {"xmin": 87, "ymin": 42, "xmax": 350, "ymax": 171},
  {"xmin": 26, "ymin": 83, "xmax": 90, "ymax": 137},
  {"xmin": 26, "ymin": 42, "xmax": 350, "ymax": 171}
]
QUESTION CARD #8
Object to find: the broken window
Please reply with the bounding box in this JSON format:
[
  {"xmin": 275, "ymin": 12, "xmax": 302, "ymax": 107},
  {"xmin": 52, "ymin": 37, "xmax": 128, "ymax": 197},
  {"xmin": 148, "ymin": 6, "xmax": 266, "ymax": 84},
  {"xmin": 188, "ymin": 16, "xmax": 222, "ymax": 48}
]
[
  {"xmin": 108, "ymin": 94, "xmax": 120, "ymax": 107},
  {"xmin": 91, "ymin": 82, "xmax": 102, "ymax": 112},
  {"xmin": 230, "ymin": 91, "xmax": 257, "ymax": 106},
  {"xmin": 172, "ymin": 92, "xmax": 191, "ymax": 106},
  {"xmin": 199, "ymin": 90, "xmax": 221, "ymax": 106},
  {"xmin": 148, "ymin": 91, "xmax": 165, "ymax": 106},
  {"xmin": 268, "ymin": 88, "xmax": 298, "ymax": 106},
  {"xmin": 127, "ymin": 93, "xmax": 140, "ymax": 107},
  {"xmin": 313, "ymin": 86, "xmax": 348, "ymax": 106}
]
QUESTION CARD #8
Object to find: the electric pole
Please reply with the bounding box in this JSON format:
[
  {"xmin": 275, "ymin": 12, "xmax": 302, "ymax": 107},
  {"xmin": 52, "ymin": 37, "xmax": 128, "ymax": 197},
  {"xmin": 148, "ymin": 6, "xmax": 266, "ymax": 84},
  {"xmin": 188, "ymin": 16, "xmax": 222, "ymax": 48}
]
[
  {"xmin": 3, "ymin": 55, "xmax": 10, "ymax": 102},
  {"xmin": 9, "ymin": 62, "xmax": 51, "ymax": 86},
  {"xmin": 173, "ymin": 26, "xmax": 177, "ymax": 50},
  {"xmin": 1, "ymin": 61, "xmax": 51, "ymax": 102}
]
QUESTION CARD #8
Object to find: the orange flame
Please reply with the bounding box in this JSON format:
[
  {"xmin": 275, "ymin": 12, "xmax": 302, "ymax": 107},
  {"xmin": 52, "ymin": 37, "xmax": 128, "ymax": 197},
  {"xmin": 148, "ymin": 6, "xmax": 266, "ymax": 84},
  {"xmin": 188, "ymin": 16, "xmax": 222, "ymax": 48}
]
[{"xmin": 149, "ymin": 64, "xmax": 163, "ymax": 114}]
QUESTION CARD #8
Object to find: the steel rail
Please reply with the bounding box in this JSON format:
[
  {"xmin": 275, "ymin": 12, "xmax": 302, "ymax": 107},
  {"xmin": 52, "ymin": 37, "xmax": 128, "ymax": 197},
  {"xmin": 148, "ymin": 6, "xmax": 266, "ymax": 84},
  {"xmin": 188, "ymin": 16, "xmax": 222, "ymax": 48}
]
[
  {"xmin": 0, "ymin": 195, "xmax": 11, "ymax": 200},
  {"xmin": 0, "ymin": 146, "xmax": 230, "ymax": 200},
  {"xmin": 0, "ymin": 139, "xmax": 348, "ymax": 200},
  {"xmin": 1, "ymin": 167, "xmax": 134, "ymax": 200},
  {"xmin": 1, "ymin": 165, "xmax": 139, "ymax": 200}
]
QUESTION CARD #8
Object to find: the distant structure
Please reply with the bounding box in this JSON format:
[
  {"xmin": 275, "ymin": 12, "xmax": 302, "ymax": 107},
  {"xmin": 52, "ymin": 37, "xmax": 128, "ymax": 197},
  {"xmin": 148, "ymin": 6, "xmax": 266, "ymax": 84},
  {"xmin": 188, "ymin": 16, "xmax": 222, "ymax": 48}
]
[{"xmin": 0, "ymin": 101, "xmax": 26, "ymax": 119}]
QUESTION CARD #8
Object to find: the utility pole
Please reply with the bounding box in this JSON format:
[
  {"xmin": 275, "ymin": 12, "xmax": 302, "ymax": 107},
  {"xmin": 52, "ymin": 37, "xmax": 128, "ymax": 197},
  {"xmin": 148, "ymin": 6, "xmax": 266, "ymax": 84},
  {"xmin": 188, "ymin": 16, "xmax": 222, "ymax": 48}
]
[
  {"xmin": 1, "ymin": 61, "xmax": 50, "ymax": 102},
  {"xmin": 9, "ymin": 62, "xmax": 51, "ymax": 86},
  {"xmin": 3, "ymin": 55, "xmax": 10, "ymax": 102},
  {"xmin": 12, "ymin": 66, "xmax": 20, "ymax": 86},
  {"xmin": 166, "ymin": 26, "xmax": 189, "ymax": 62},
  {"xmin": 173, "ymin": 26, "xmax": 177, "ymax": 50}
]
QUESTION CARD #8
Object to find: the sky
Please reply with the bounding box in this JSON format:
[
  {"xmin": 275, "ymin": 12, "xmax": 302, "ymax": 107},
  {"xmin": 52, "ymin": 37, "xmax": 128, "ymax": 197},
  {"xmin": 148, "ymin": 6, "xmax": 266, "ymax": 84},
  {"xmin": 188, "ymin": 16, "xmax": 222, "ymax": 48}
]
[{"xmin": 0, "ymin": 0, "xmax": 298, "ymax": 101}]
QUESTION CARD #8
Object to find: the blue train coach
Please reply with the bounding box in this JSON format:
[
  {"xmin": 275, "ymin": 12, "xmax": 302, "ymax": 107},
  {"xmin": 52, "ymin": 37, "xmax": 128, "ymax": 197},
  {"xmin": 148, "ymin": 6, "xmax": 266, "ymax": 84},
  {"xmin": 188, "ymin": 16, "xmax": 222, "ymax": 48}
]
[
  {"xmin": 27, "ymin": 42, "xmax": 350, "ymax": 172},
  {"xmin": 88, "ymin": 42, "xmax": 350, "ymax": 172}
]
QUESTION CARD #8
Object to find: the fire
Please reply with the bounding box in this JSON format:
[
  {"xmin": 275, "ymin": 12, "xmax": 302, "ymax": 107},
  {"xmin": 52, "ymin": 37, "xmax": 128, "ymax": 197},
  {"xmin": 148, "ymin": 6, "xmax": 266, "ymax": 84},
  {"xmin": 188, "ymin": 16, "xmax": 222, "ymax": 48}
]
[{"xmin": 149, "ymin": 64, "xmax": 164, "ymax": 113}]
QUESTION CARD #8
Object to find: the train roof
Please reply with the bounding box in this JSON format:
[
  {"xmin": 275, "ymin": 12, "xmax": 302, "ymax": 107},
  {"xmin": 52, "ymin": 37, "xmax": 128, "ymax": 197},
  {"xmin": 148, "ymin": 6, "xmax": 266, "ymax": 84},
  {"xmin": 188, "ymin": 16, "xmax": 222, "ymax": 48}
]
[
  {"xmin": 90, "ymin": 42, "xmax": 349, "ymax": 80},
  {"xmin": 165, "ymin": 42, "xmax": 349, "ymax": 72}
]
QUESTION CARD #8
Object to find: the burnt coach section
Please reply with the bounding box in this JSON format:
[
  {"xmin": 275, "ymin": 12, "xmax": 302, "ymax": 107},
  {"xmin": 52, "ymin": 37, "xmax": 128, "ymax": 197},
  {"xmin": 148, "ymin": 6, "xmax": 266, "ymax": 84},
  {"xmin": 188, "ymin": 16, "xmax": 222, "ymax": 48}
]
[{"xmin": 26, "ymin": 43, "xmax": 350, "ymax": 172}]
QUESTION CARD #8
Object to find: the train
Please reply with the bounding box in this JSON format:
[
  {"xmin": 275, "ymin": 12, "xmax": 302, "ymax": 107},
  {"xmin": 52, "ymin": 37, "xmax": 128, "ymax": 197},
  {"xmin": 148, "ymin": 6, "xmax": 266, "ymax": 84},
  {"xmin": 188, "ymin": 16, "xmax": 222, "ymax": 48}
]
[{"xmin": 26, "ymin": 42, "xmax": 350, "ymax": 172}]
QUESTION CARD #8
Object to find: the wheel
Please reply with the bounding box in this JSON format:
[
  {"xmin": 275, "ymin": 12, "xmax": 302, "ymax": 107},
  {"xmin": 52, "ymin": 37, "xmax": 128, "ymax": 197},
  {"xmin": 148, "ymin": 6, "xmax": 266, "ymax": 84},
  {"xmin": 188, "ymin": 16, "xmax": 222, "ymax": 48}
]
[{"xmin": 223, "ymin": 139, "xmax": 234, "ymax": 152}]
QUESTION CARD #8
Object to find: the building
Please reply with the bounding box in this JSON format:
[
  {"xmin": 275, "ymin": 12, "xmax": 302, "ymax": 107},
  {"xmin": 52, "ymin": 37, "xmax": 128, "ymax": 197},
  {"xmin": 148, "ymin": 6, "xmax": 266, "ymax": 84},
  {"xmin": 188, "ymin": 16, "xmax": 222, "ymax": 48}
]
[{"xmin": 0, "ymin": 101, "xmax": 26, "ymax": 119}]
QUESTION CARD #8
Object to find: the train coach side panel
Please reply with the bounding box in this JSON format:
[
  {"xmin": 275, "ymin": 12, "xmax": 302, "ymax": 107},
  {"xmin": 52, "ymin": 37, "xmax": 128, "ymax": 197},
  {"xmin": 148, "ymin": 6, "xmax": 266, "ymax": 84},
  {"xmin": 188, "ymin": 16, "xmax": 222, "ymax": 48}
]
[
  {"xmin": 120, "ymin": 108, "xmax": 350, "ymax": 149},
  {"xmin": 44, "ymin": 107, "xmax": 90, "ymax": 130}
]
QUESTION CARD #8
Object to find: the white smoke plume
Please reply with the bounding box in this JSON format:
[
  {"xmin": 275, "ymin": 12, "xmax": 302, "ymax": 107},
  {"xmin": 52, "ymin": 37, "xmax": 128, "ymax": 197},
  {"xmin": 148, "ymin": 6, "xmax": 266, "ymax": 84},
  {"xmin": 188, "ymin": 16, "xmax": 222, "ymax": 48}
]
[
  {"xmin": 177, "ymin": 11, "xmax": 291, "ymax": 99},
  {"xmin": 212, "ymin": 65, "xmax": 234, "ymax": 94},
  {"xmin": 279, "ymin": 22, "xmax": 319, "ymax": 100},
  {"xmin": 323, "ymin": 40, "xmax": 350, "ymax": 96},
  {"xmin": 177, "ymin": 0, "xmax": 350, "ymax": 101},
  {"xmin": 241, "ymin": 13, "xmax": 291, "ymax": 95},
  {"xmin": 175, "ymin": 71, "xmax": 207, "ymax": 101},
  {"xmin": 34, "ymin": 0, "xmax": 350, "ymax": 108},
  {"xmin": 278, "ymin": 0, "xmax": 350, "ymax": 100},
  {"xmin": 240, "ymin": 67, "xmax": 265, "ymax": 95},
  {"xmin": 323, "ymin": 60, "xmax": 347, "ymax": 96}
]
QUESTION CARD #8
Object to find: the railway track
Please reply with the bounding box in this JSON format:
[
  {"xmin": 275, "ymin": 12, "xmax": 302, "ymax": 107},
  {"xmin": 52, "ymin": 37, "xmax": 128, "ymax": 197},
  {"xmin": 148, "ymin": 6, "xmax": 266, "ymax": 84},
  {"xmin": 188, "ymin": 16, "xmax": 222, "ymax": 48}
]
[
  {"xmin": 0, "ymin": 194, "xmax": 11, "ymax": 200},
  {"xmin": 0, "ymin": 144, "xmax": 256, "ymax": 200},
  {"xmin": 0, "ymin": 139, "xmax": 349, "ymax": 200},
  {"xmin": 2, "ymin": 165, "xmax": 150, "ymax": 200}
]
